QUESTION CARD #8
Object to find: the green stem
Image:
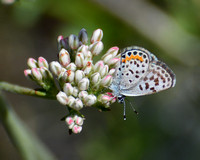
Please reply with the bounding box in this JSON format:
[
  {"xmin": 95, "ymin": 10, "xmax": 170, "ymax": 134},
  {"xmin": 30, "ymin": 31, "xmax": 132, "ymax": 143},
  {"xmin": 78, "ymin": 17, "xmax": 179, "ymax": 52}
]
[
  {"xmin": 0, "ymin": 93, "xmax": 57, "ymax": 160},
  {"xmin": 0, "ymin": 81, "xmax": 56, "ymax": 99}
]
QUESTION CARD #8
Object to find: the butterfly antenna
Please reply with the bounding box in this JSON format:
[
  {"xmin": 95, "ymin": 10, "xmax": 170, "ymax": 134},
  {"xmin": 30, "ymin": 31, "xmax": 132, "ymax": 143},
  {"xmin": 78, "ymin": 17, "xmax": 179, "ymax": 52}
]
[
  {"xmin": 123, "ymin": 99, "xmax": 127, "ymax": 120},
  {"xmin": 126, "ymin": 99, "xmax": 138, "ymax": 115}
]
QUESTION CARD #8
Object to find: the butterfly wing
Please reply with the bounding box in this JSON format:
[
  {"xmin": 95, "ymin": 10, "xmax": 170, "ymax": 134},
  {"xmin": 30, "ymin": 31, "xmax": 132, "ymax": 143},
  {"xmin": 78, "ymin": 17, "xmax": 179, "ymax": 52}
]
[
  {"xmin": 120, "ymin": 60, "xmax": 176, "ymax": 96},
  {"xmin": 118, "ymin": 46, "xmax": 155, "ymax": 90}
]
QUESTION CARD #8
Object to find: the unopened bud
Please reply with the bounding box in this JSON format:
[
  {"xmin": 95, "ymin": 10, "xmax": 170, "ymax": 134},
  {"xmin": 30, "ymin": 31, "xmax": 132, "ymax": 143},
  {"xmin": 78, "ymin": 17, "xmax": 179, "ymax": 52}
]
[
  {"xmin": 75, "ymin": 52, "xmax": 85, "ymax": 68},
  {"xmin": 90, "ymin": 29, "xmax": 103, "ymax": 43},
  {"xmin": 83, "ymin": 61, "xmax": 93, "ymax": 75},
  {"xmin": 73, "ymin": 98, "xmax": 83, "ymax": 110},
  {"xmin": 89, "ymin": 41, "xmax": 104, "ymax": 56},
  {"xmin": 69, "ymin": 34, "xmax": 79, "ymax": 50},
  {"xmin": 107, "ymin": 58, "xmax": 120, "ymax": 67},
  {"xmin": 102, "ymin": 47, "xmax": 119, "ymax": 60},
  {"xmin": 75, "ymin": 70, "xmax": 85, "ymax": 84},
  {"xmin": 66, "ymin": 70, "xmax": 75, "ymax": 83},
  {"xmin": 78, "ymin": 78, "xmax": 89, "ymax": 91},
  {"xmin": 38, "ymin": 57, "xmax": 49, "ymax": 69},
  {"xmin": 78, "ymin": 91, "xmax": 88, "ymax": 100},
  {"xmin": 93, "ymin": 60, "xmax": 104, "ymax": 72},
  {"xmin": 66, "ymin": 63, "xmax": 77, "ymax": 71},
  {"xmin": 27, "ymin": 58, "xmax": 37, "ymax": 69},
  {"xmin": 72, "ymin": 125, "xmax": 82, "ymax": 134},
  {"xmin": 68, "ymin": 96, "xmax": 75, "ymax": 108},
  {"xmin": 78, "ymin": 28, "xmax": 88, "ymax": 44},
  {"xmin": 31, "ymin": 68, "xmax": 42, "ymax": 81},
  {"xmin": 72, "ymin": 87, "xmax": 79, "ymax": 97},
  {"xmin": 56, "ymin": 91, "xmax": 68, "ymax": 105},
  {"xmin": 84, "ymin": 94, "xmax": 97, "ymax": 106},
  {"xmin": 63, "ymin": 83, "xmax": 74, "ymax": 96},
  {"xmin": 59, "ymin": 48, "xmax": 71, "ymax": 67},
  {"xmin": 50, "ymin": 61, "xmax": 62, "ymax": 76},
  {"xmin": 108, "ymin": 68, "xmax": 116, "ymax": 75},
  {"xmin": 73, "ymin": 115, "xmax": 84, "ymax": 126},
  {"xmin": 99, "ymin": 65, "xmax": 109, "ymax": 77},
  {"xmin": 90, "ymin": 72, "xmax": 101, "ymax": 84},
  {"xmin": 24, "ymin": 69, "xmax": 32, "ymax": 79},
  {"xmin": 100, "ymin": 75, "xmax": 112, "ymax": 87}
]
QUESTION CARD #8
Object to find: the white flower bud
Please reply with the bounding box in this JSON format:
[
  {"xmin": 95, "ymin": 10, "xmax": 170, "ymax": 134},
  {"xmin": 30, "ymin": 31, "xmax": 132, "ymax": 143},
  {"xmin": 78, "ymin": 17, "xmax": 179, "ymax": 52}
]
[
  {"xmin": 72, "ymin": 87, "xmax": 79, "ymax": 97},
  {"xmin": 107, "ymin": 58, "xmax": 120, "ymax": 67},
  {"xmin": 102, "ymin": 47, "xmax": 119, "ymax": 60},
  {"xmin": 78, "ymin": 28, "xmax": 88, "ymax": 44},
  {"xmin": 73, "ymin": 98, "xmax": 83, "ymax": 110},
  {"xmin": 108, "ymin": 68, "xmax": 116, "ymax": 75},
  {"xmin": 78, "ymin": 91, "xmax": 88, "ymax": 100},
  {"xmin": 83, "ymin": 62, "xmax": 93, "ymax": 75},
  {"xmin": 63, "ymin": 83, "xmax": 74, "ymax": 96},
  {"xmin": 66, "ymin": 70, "xmax": 75, "ymax": 83},
  {"xmin": 68, "ymin": 96, "xmax": 75, "ymax": 108},
  {"xmin": 31, "ymin": 68, "xmax": 42, "ymax": 81},
  {"xmin": 75, "ymin": 70, "xmax": 85, "ymax": 84},
  {"xmin": 100, "ymin": 75, "xmax": 112, "ymax": 87},
  {"xmin": 66, "ymin": 63, "xmax": 77, "ymax": 71},
  {"xmin": 50, "ymin": 61, "xmax": 62, "ymax": 76},
  {"xmin": 38, "ymin": 57, "xmax": 49, "ymax": 69},
  {"xmin": 99, "ymin": 65, "xmax": 109, "ymax": 77},
  {"xmin": 73, "ymin": 115, "xmax": 84, "ymax": 126},
  {"xmin": 93, "ymin": 60, "xmax": 104, "ymax": 72},
  {"xmin": 72, "ymin": 125, "xmax": 82, "ymax": 134},
  {"xmin": 90, "ymin": 29, "xmax": 103, "ymax": 43},
  {"xmin": 90, "ymin": 72, "xmax": 101, "ymax": 84},
  {"xmin": 27, "ymin": 58, "xmax": 37, "ymax": 69},
  {"xmin": 89, "ymin": 41, "xmax": 104, "ymax": 56},
  {"xmin": 59, "ymin": 48, "xmax": 71, "ymax": 67},
  {"xmin": 75, "ymin": 52, "xmax": 85, "ymax": 67},
  {"xmin": 78, "ymin": 78, "xmax": 89, "ymax": 91},
  {"xmin": 56, "ymin": 91, "xmax": 68, "ymax": 105},
  {"xmin": 69, "ymin": 34, "xmax": 79, "ymax": 50},
  {"xmin": 77, "ymin": 45, "xmax": 88, "ymax": 54},
  {"xmin": 102, "ymin": 54, "xmax": 113, "ymax": 64},
  {"xmin": 84, "ymin": 94, "xmax": 97, "ymax": 106}
]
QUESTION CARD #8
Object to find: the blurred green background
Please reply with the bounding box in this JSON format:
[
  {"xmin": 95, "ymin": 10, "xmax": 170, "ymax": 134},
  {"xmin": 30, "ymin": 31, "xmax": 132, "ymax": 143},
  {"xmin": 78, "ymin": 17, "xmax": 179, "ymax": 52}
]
[{"xmin": 1, "ymin": 0, "xmax": 200, "ymax": 159}]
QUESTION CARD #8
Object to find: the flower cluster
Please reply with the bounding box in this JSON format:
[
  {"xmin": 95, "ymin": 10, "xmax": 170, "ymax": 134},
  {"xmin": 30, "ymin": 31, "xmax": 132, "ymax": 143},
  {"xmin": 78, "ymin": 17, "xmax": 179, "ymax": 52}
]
[{"xmin": 24, "ymin": 28, "xmax": 119, "ymax": 134}]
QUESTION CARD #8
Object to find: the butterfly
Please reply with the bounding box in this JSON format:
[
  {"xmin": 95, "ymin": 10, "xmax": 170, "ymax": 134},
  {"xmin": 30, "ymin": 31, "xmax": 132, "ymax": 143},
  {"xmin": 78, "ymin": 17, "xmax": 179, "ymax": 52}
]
[{"xmin": 109, "ymin": 46, "xmax": 176, "ymax": 119}]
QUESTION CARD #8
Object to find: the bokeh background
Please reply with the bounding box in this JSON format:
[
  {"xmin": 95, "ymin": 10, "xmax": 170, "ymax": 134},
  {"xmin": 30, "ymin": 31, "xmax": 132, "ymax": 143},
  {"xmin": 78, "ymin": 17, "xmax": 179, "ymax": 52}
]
[{"xmin": 1, "ymin": 0, "xmax": 200, "ymax": 159}]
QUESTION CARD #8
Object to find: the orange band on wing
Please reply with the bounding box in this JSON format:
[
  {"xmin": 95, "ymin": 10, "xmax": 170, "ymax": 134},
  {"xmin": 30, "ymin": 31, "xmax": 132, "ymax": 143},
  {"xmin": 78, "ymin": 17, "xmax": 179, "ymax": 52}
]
[{"xmin": 122, "ymin": 55, "xmax": 143, "ymax": 63}]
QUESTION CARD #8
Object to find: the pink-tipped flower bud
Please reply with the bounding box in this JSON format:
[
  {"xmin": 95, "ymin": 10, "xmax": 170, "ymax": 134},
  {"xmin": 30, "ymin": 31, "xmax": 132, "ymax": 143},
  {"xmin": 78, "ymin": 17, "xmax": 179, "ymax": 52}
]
[
  {"xmin": 102, "ymin": 54, "xmax": 113, "ymax": 64},
  {"xmin": 56, "ymin": 91, "xmax": 68, "ymax": 105},
  {"xmin": 66, "ymin": 70, "xmax": 75, "ymax": 83},
  {"xmin": 75, "ymin": 70, "xmax": 85, "ymax": 84},
  {"xmin": 69, "ymin": 34, "xmax": 79, "ymax": 50},
  {"xmin": 100, "ymin": 75, "xmax": 112, "ymax": 87},
  {"xmin": 90, "ymin": 72, "xmax": 101, "ymax": 84},
  {"xmin": 78, "ymin": 91, "xmax": 88, "ymax": 100},
  {"xmin": 50, "ymin": 61, "xmax": 62, "ymax": 76},
  {"xmin": 108, "ymin": 68, "xmax": 116, "ymax": 75},
  {"xmin": 93, "ymin": 60, "xmax": 104, "ymax": 72},
  {"xmin": 78, "ymin": 28, "xmax": 88, "ymax": 44},
  {"xmin": 89, "ymin": 41, "xmax": 104, "ymax": 56},
  {"xmin": 73, "ymin": 98, "xmax": 83, "ymax": 110},
  {"xmin": 72, "ymin": 125, "xmax": 82, "ymax": 134},
  {"xmin": 102, "ymin": 47, "xmax": 119, "ymax": 59},
  {"xmin": 84, "ymin": 94, "xmax": 97, "ymax": 106},
  {"xmin": 68, "ymin": 96, "xmax": 76, "ymax": 108},
  {"xmin": 99, "ymin": 65, "xmax": 109, "ymax": 78},
  {"xmin": 107, "ymin": 58, "xmax": 120, "ymax": 67},
  {"xmin": 59, "ymin": 48, "xmax": 71, "ymax": 67},
  {"xmin": 24, "ymin": 69, "xmax": 32, "ymax": 79},
  {"xmin": 66, "ymin": 63, "xmax": 77, "ymax": 71},
  {"xmin": 65, "ymin": 116, "xmax": 74, "ymax": 126},
  {"xmin": 73, "ymin": 115, "xmax": 84, "ymax": 126},
  {"xmin": 38, "ymin": 57, "xmax": 49, "ymax": 69},
  {"xmin": 31, "ymin": 68, "xmax": 42, "ymax": 81},
  {"xmin": 57, "ymin": 35, "xmax": 63, "ymax": 43},
  {"xmin": 63, "ymin": 83, "xmax": 74, "ymax": 96},
  {"xmin": 78, "ymin": 78, "xmax": 89, "ymax": 91},
  {"xmin": 75, "ymin": 52, "xmax": 85, "ymax": 67},
  {"xmin": 27, "ymin": 58, "xmax": 37, "ymax": 69},
  {"xmin": 90, "ymin": 29, "xmax": 103, "ymax": 43}
]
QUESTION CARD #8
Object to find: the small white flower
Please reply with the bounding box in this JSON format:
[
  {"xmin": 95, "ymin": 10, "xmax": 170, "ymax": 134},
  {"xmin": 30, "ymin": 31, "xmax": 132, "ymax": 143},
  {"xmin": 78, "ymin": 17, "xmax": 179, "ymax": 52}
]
[
  {"xmin": 31, "ymin": 68, "xmax": 42, "ymax": 81},
  {"xmin": 68, "ymin": 96, "xmax": 76, "ymax": 108},
  {"xmin": 75, "ymin": 52, "xmax": 85, "ymax": 67},
  {"xmin": 90, "ymin": 72, "xmax": 101, "ymax": 84},
  {"xmin": 72, "ymin": 125, "xmax": 82, "ymax": 134},
  {"xmin": 73, "ymin": 115, "xmax": 84, "ymax": 126},
  {"xmin": 99, "ymin": 65, "xmax": 109, "ymax": 78},
  {"xmin": 73, "ymin": 98, "xmax": 83, "ymax": 110},
  {"xmin": 100, "ymin": 75, "xmax": 112, "ymax": 87},
  {"xmin": 78, "ymin": 91, "xmax": 88, "ymax": 100},
  {"xmin": 72, "ymin": 87, "xmax": 79, "ymax": 97},
  {"xmin": 66, "ymin": 63, "xmax": 77, "ymax": 71},
  {"xmin": 66, "ymin": 70, "xmax": 75, "ymax": 83},
  {"xmin": 93, "ymin": 60, "xmax": 104, "ymax": 72}
]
